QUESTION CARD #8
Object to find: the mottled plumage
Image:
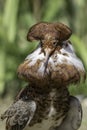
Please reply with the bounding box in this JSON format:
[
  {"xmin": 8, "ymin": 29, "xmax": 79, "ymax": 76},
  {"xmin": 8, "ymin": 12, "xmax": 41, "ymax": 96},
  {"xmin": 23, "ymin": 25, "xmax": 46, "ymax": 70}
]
[
  {"xmin": 1, "ymin": 97, "xmax": 36, "ymax": 130},
  {"xmin": 27, "ymin": 22, "xmax": 72, "ymax": 42},
  {"xmin": 1, "ymin": 22, "xmax": 85, "ymax": 130},
  {"xmin": 54, "ymin": 96, "xmax": 82, "ymax": 130},
  {"xmin": 1, "ymin": 86, "xmax": 82, "ymax": 130},
  {"xmin": 18, "ymin": 40, "xmax": 85, "ymax": 86}
]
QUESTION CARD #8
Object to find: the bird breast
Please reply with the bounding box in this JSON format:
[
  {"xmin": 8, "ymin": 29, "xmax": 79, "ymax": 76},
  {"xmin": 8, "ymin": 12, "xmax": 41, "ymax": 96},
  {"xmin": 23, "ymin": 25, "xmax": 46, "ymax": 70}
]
[{"xmin": 17, "ymin": 41, "xmax": 86, "ymax": 86}]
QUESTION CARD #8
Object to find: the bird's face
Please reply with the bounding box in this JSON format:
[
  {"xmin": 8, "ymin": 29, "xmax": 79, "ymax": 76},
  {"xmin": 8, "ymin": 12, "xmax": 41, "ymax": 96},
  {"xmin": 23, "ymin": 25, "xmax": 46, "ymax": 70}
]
[
  {"xmin": 27, "ymin": 22, "xmax": 72, "ymax": 74},
  {"xmin": 40, "ymin": 35, "xmax": 62, "ymax": 72}
]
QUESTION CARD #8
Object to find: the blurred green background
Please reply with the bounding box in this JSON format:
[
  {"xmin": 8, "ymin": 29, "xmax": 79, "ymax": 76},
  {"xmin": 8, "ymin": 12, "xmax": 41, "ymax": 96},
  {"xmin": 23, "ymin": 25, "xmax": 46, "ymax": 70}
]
[{"xmin": 0, "ymin": 0, "xmax": 87, "ymax": 98}]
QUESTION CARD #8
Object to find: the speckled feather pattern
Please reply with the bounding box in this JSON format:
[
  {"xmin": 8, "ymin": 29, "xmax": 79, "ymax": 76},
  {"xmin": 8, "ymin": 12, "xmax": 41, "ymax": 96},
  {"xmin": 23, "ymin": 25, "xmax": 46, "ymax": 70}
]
[
  {"xmin": 27, "ymin": 22, "xmax": 72, "ymax": 42},
  {"xmin": 1, "ymin": 22, "xmax": 85, "ymax": 130},
  {"xmin": 18, "ymin": 41, "xmax": 85, "ymax": 86},
  {"xmin": 15, "ymin": 85, "xmax": 70, "ymax": 129},
  {"xmin": 1, "ymin": 99, "xmax": 36, "ymax": 130}
]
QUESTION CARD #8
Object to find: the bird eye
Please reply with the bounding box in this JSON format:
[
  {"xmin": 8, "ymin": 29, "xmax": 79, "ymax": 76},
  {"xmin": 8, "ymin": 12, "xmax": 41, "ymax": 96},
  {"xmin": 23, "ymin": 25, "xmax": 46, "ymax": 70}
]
[{"xmin": 52, "ymin": 41, "xmax": 58, "ymax": 47}]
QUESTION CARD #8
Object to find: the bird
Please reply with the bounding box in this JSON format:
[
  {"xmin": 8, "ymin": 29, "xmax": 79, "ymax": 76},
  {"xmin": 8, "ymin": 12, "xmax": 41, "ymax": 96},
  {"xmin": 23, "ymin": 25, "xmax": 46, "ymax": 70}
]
[
  {"xmin": 17, "ymin": 22, "xmax": 86, "ymax": 87},
  {"xmin": 1, "ymin": 22, "xmax": 86, "ymax": 130}
]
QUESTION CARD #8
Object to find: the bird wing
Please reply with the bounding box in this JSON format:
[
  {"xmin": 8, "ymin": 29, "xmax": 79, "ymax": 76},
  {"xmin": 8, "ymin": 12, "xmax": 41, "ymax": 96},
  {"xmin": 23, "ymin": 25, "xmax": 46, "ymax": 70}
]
[
  {"xmin": 1, "ymin": 99, "xmax": 36, "ymax": 130},
  {"xmin": 51, "ymin": 96, "xmax": 82, "ymax": 130},
  {"xmin": 71, "ymin": 98, "xmax": 82, "ymax": 130}
]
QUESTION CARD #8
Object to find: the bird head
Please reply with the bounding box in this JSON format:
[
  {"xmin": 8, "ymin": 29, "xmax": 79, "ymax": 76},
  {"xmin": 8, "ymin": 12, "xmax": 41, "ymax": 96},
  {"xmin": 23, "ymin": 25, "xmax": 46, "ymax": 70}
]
[{"xmin": 27, "ymin": 22, "xmax": 72, "ymax": 72}]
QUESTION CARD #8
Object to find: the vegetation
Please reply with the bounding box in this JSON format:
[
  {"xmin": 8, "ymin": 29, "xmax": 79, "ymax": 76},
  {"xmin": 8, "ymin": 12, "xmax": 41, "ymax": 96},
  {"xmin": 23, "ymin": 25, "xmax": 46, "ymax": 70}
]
[{"xmin": 0, "ymin": 0, "xmax": 87, "ymax": 97}]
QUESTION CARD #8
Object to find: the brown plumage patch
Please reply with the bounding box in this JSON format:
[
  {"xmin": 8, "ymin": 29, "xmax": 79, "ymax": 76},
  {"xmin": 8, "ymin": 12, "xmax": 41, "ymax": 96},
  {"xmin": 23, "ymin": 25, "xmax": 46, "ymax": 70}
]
[
  {"xmin": 15, "ymin": 84, "xmax": 69, "ymax": 126},
  {"xmin": 27, "ymin": 22, "xmax": 72, "ymax": 42}
]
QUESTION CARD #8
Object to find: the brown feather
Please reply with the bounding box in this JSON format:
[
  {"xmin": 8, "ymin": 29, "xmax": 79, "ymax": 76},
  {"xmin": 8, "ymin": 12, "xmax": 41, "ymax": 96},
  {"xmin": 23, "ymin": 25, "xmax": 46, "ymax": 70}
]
[{"xmin": 27, "ymin": 22, "xmax": 72, "ymax": 42}]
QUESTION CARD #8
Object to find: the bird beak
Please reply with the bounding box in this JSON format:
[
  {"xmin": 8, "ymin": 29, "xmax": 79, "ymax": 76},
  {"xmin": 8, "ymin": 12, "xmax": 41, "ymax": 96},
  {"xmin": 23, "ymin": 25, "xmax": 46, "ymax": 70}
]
[{"xmin": 44, "ymin": 48, "xmax": 53, "ymax": 73}]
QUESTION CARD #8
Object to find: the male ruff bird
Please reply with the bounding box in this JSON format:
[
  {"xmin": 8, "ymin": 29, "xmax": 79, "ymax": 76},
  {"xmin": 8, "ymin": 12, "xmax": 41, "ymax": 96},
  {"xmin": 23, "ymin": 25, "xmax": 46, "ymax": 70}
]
[
  {"xmin": 1, "ymin": 22, "xmax": 86, "ymax": 130},
  {"xmin": 18, "ymin": 22, "xmax": 85, "ymax": 86}
]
